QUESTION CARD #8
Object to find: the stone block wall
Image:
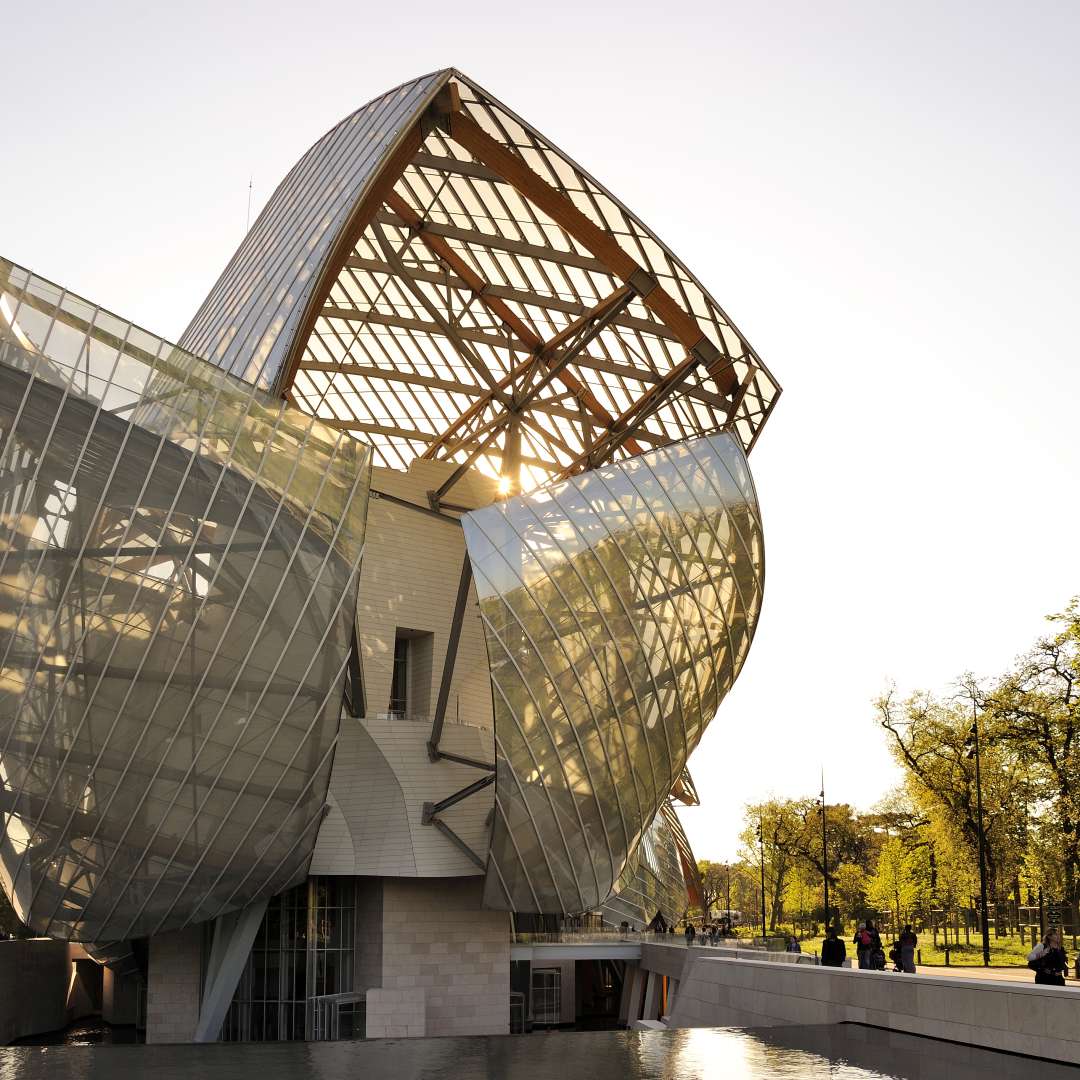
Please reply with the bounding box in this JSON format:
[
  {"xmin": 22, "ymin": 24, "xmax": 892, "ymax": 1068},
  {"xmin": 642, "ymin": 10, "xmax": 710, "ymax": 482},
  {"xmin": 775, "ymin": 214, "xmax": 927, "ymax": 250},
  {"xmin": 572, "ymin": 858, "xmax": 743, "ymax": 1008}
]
[
  {"xmin": 365, "ymin": 987, "xmax": 425, "ymax": 1038},
  {"xmin": 145, "ymin": 926, "xmax": 201, "ymax": 1044},
  {"xmin": 669, "ymin": 955, "xmax": 1080, "ymax": 1064},
  {"xmin": 378, "ymin": 877, "xmax": 510, "ymax": 1037}
]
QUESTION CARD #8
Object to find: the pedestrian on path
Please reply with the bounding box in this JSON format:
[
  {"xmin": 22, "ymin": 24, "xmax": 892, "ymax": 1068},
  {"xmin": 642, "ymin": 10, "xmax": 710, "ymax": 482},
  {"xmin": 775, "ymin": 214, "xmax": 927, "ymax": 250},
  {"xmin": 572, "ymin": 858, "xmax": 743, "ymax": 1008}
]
[
  {"xmin": 1028, "ymin": 928, "xmax": 1069, "ymax": 986},
  {"xmin": 684, "ymin": 922, "xmax": 696, "ymax": 946},
  {"xmin": 854, "ymin": 921, "xmax": 872, "ymax": 969},
  {"xmin": 821, "ymin": 927, "xmax": 846, "ymax": 967},
  {"xmin": 898, "ymin": 925, "xmax": 918, "ymax": 974}
]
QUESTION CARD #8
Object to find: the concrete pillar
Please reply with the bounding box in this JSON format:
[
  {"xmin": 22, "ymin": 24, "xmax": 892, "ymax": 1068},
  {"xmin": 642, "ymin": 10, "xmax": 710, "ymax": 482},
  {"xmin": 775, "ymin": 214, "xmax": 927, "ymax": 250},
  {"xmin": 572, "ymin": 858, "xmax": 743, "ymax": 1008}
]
[
  {"xmin": 193, "ymin": 899, "xmax": 268, "ymax": 1042},
  {"xmin": 146, "ymin": 927, "xmax": 202, "ymax": 1043},
  {"xmin": 617, "ymin": 962, "xmax": 639, "ymax": 1024},
  {"xmin": 624, "ymin": 964, "xmax": 648, "ymax": 1024},
  {"xmin": 642, "ymin": 971, "xmax": 662, "ymax": 1022}
]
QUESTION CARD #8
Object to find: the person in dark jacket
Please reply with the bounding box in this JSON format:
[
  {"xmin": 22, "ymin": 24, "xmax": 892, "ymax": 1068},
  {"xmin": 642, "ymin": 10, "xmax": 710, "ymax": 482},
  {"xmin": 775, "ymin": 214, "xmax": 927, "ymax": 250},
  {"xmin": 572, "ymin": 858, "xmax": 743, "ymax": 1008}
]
[
  {"xmin": 684, "ymin": 923, "xmax": 696, "ymax": 946},
  {"xmin": 821, "ymin": 928, "xmax": 846, "ymax": 967},
  {"xmin": 1028, "ymin": 928, "xmax": 1069, "ymax": 986},
  {"xmin": 898, "ymin": 925, "xmax": 918, "ymax": 973}
]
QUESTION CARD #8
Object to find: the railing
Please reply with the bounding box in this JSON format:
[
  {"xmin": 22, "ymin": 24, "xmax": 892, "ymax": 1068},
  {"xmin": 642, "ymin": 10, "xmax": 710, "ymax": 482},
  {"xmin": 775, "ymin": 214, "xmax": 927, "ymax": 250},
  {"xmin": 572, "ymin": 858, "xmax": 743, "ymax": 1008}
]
[{"xmin": 511, "ymin": 930, "xmax": 820, "ymax": 964}]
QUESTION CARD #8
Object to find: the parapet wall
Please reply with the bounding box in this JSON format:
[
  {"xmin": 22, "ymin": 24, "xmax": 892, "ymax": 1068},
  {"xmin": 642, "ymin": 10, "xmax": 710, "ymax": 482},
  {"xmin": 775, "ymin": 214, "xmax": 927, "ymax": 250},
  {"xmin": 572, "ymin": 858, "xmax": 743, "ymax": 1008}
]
[{"xmin": 668, "ymin": 956, "xmax": 1080, "ymax": 1064}]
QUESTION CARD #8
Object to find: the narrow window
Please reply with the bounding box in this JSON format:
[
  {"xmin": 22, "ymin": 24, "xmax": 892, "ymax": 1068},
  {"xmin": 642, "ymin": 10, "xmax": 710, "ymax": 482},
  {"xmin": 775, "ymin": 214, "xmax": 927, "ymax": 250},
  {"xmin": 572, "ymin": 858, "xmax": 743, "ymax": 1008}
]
[{"xmin": 389, "ymin": 635, "xmax": 409, "ymax": 719}]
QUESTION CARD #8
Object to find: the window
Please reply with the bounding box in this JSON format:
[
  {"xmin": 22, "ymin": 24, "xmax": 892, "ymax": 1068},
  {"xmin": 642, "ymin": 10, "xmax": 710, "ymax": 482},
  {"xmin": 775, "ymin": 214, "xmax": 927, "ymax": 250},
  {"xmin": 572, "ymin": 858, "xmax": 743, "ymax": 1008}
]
[
  {"xmin": 389, "ymin": 636, "xmax": 409, "ymax": 719},
  {"xmin": 220, "ymin": 877, "xmax": 356, "ymax": 1042},
  {"xmin": 531, "ymin": 967, "xmax": 561, "ymax": 1025}
]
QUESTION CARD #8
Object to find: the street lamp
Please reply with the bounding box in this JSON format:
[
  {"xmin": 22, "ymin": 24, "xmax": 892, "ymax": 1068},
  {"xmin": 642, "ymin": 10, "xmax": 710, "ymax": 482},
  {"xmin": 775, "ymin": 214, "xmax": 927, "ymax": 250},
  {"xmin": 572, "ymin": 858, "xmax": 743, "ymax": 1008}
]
[
  {"xmin": 967, "ymin": 690, "xmax": 992, "ymax": 967},
  {"xmin": 819, "ymin": 772, "xmax": 831, "ymax": 934},
  {"xmin": 758, "ymin": 818, "xmax": 768, "ymax": 940}
]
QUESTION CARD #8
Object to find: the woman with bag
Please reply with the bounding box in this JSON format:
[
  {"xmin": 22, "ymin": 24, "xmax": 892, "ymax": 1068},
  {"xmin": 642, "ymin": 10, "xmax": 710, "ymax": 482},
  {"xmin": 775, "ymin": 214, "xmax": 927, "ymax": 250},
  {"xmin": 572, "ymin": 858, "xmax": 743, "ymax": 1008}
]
[{"xmin": 1028, "ymin": 928, "xmax": 1069, "ymax": 986}]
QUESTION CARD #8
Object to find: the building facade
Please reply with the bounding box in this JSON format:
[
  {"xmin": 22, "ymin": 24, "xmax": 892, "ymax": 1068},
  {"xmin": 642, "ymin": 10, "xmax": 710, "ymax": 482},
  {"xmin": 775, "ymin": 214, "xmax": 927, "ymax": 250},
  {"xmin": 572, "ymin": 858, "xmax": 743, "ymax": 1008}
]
[{"xmin": 0, "ymin": 68, "xmax": 780, "ymax": 1041}]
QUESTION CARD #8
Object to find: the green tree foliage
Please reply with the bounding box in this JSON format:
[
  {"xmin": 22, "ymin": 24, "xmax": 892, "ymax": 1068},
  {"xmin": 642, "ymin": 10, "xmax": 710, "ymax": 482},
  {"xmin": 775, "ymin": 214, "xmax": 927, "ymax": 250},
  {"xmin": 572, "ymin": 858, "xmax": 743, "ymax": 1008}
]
[
  {"xmin": 867, "ymin": 835, "xmax": 928, "ymax": 927},
  {"xmin": 984, "ymin": 600, "xmax": 1080, "ymax": 925}
]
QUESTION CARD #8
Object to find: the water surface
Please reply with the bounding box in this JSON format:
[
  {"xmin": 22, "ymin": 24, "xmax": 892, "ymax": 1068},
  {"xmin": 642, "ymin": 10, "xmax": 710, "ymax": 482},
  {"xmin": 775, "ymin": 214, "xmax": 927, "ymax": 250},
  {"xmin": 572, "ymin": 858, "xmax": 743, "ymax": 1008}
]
[{"xmin": 0, "ymin": 1024, "xmax": 1068, "ymax": 1079}]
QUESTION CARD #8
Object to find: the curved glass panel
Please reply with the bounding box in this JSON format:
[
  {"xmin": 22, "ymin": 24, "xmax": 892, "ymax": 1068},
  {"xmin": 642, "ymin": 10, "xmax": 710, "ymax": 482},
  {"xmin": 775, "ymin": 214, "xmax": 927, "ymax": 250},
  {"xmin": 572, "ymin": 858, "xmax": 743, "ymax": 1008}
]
[
  {"xmin": 601, "ymin": 802, "xmax": 692, "ymax": 928},
  {"xmin": 462, "ymin": 431, "xmax": 763, "ymax": 914},
  {"xmin": 0, "ymin": 260, "xmax": 370, "ymax": 942}
]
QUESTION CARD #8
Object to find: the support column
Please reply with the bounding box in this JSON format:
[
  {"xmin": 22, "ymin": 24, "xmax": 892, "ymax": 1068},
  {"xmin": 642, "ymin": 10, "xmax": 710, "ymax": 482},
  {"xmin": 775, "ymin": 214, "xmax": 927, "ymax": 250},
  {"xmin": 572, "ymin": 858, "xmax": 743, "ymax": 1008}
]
[
  {"xmin": 624, "ymin": 964, "xmax": 648, "ymax": 1024},
  {"xmin": 192, "ymin": 899, "xmax": 268, "ymax": 1043},
  {"xmin": 617, "ymin": 962, "xmax": 639, "ymax": 1025},
  {"xmin": 642, "ymin": 971, "xmax": 662, "ymax": 1022},
  {"xmin": 665, "ymin": 977, "xmax": 679, "ymax": 1019}
]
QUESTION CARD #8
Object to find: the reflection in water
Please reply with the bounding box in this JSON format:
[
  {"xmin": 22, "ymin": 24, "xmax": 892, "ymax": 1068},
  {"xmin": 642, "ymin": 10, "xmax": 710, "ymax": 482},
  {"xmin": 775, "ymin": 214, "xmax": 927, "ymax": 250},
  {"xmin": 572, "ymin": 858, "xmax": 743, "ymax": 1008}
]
[{"xmin": 0, "ymin": 1025, "xmax": 1071, "ymax": 1079}]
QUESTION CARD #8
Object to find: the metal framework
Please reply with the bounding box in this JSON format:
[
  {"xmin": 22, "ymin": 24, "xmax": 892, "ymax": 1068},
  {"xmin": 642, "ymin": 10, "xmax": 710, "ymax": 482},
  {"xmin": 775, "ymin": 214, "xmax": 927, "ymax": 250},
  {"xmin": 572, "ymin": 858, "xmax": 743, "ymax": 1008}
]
[{"xmin": 180, "ymin": 70, "xmax": 780, "ymax": 502}]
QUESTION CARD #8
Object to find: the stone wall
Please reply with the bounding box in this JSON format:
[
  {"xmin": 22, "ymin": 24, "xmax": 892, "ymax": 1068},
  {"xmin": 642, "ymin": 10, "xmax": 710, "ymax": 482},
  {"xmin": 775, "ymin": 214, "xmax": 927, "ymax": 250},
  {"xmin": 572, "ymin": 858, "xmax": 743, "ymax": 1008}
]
[
  {"xmin": 669, "ymin": 955, "xmax": 1080, "ymax": 1064},
  {"xmin": 378, "ymin": 877, "xmax": 509, "ymax": 1037},
  {"xmin": 0, "ymin": 939, "xmax": 69, "ymax": 1044},
  {"xmin": 145, "ymin": 927, "xmax": 201, "ymax": 1044},
  {"xmin": 365, "ymin": 987, "xmax": 425, "ymax": 1038}
]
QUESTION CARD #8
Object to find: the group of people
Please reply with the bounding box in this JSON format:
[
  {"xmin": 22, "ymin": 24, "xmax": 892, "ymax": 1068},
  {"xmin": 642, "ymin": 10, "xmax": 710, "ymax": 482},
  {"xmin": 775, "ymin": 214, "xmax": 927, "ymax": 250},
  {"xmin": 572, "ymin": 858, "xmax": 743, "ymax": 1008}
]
[
  {"xmin": 682, "ymin": 918, "xmax": 736, "ymax": 946},
  {"xmin": 813, "ymin": 921, "xmax": 919, "ymax": 972}
]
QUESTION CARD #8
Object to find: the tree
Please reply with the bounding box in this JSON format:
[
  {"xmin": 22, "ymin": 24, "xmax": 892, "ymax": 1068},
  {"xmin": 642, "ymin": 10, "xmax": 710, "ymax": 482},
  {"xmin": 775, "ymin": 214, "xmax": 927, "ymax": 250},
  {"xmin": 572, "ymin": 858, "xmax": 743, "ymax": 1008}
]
[
  {"xmin": 984, "ymin": 599, "xmax": 1080, "ymax": 929},
  {"xmin": 696, "ymin": 860, "xmax": 730, "ymax": 918},
  {"xmin": 876, "ymin": 687, "xmax": 1031, "ymax": 908},
  {"xmin": 867, "ymin": 835, "xmax": 928, "ymax": 933},
  {"xmin": 739, "ymin": 799, "xmax": 813, "ymax": 932}
]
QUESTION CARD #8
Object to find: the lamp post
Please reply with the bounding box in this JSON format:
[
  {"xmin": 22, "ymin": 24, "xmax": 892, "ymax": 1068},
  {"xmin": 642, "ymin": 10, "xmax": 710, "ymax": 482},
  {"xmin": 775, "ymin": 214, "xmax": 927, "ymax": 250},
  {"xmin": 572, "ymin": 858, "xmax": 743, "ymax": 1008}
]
[
  {"xmin": 968, "ymin": 688, "xmax": 992, "ymax": 967},
  {"xmin": 725, "ymin": 863, "xmax": 732, "ymax": 926},
  {"xmin": 758, "ymin": 818, "xmax": 768, "ymax": 940},
  {"xmin": 819, "ymin": 772, "xmax": 831, "ymax": 933}
]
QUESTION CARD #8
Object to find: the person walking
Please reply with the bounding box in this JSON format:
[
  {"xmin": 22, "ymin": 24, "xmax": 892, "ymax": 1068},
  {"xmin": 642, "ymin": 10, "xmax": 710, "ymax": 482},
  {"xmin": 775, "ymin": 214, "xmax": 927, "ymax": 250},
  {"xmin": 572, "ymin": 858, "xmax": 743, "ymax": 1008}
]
[
  {"xmin": 684, "ymin": 922, "xmax": 696, "ymax": 946},
  {"xmin": 854, "ymin": 921, "xmax": 871, "ymax": 969},
  {"xmin": 866, "ymin": 921, "xmax": 886, "ymax": 970},
  {"xmin": 898, "ymin": 925, "xmax": 918, "ymax": 973},
  {"xmin": 787, "ymin": 934, "xmax": 802, "ymax": 954},
  {"xmin": 1028, "ymin": 928, "xmax": 1069, "ymax": 986},
  {"xmin": 821, "ymin": 927, "xmax": 846, "ymax": 967}
]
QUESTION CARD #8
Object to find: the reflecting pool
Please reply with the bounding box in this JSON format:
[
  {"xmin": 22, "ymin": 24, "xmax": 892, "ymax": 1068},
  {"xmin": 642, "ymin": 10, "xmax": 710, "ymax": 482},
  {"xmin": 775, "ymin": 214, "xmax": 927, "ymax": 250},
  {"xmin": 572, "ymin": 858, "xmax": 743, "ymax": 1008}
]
[{"xmin": 0, "ymin": 1024, "xmax": 1069, "ymax": 1079}]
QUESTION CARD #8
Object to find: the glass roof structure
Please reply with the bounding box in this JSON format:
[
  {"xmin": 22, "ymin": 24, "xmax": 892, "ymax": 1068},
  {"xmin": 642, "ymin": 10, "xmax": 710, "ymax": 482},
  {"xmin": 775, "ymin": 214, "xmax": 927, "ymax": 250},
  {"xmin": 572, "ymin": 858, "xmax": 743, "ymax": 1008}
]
[{"xmin": 181, "ymin": 69, "xmax": 781, "ymax": 504}]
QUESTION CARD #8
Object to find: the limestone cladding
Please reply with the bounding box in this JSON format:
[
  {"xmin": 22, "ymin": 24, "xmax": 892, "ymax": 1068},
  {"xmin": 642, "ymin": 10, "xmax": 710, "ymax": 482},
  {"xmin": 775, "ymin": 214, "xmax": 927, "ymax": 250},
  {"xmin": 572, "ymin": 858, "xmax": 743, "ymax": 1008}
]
[
  {"xmin": 365, "ymin": 987, "xmax": 426, "ymax": 1039},
  {"xmin": 311, "ymin": 460, "xmax": 497, "ymax": 879},
  {"xmin": 145, "ymin": 926, "xmax": 201, "ymax": 1044},
  {"xmin": 379, "ymin": 877, "xmax": 510, "ymax": 1038},
  {"xmin": 668, "ymin": 954, "xmax": 1080, "ymax": 1065}
]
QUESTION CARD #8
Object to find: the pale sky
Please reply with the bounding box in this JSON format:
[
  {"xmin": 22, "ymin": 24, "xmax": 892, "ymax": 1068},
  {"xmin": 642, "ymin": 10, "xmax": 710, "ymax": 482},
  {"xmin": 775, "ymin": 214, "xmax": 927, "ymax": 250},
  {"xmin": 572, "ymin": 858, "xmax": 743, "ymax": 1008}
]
[{"xmin": 4, "ymin": 1, "xmax": 1078, "ymax": 862}]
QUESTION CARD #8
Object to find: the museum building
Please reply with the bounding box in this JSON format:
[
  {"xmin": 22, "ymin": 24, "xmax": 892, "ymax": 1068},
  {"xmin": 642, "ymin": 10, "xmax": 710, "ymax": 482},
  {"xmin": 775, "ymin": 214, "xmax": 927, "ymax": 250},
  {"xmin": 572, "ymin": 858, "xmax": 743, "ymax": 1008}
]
[{"xmin": 0, "ymin": 69, "xmax": 780, "ymax": 1041}]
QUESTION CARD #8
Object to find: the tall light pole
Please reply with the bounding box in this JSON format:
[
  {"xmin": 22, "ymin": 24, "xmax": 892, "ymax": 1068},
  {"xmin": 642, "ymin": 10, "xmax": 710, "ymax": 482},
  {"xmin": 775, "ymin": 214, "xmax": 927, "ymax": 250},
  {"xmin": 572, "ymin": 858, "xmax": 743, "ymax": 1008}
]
[
  {"xmin": 758, "ymin": 818, "xmax": 768, "ymax": 940},
  {"xmin": 819, "ymin": 771, "xmax": 831, "ymax": 933},
  {"xmin": 968, "ymin": 686, "xmax": 992, "ymax": 967}
]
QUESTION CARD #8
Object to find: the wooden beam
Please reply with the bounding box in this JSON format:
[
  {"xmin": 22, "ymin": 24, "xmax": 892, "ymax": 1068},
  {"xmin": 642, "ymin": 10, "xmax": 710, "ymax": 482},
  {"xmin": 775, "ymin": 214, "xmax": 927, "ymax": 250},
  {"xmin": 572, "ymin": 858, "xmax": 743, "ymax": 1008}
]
[
  {"xmin": 417, "ymin": 283, "xmax": 642, "ymax": 460},
  {"xmin": 321, "ymin": 304, "xmax": 528, "ymax": 353},
  {"xmin": 446, "ymin": 107, "xmax": 738, "ymax": 396},
  {"xmin": 374, "ymin": 210, "xmax": 610, "ymax": 274},
  {"xmin": 295, "ymin": 360, "xmax": 485, "ymax": 398}
]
